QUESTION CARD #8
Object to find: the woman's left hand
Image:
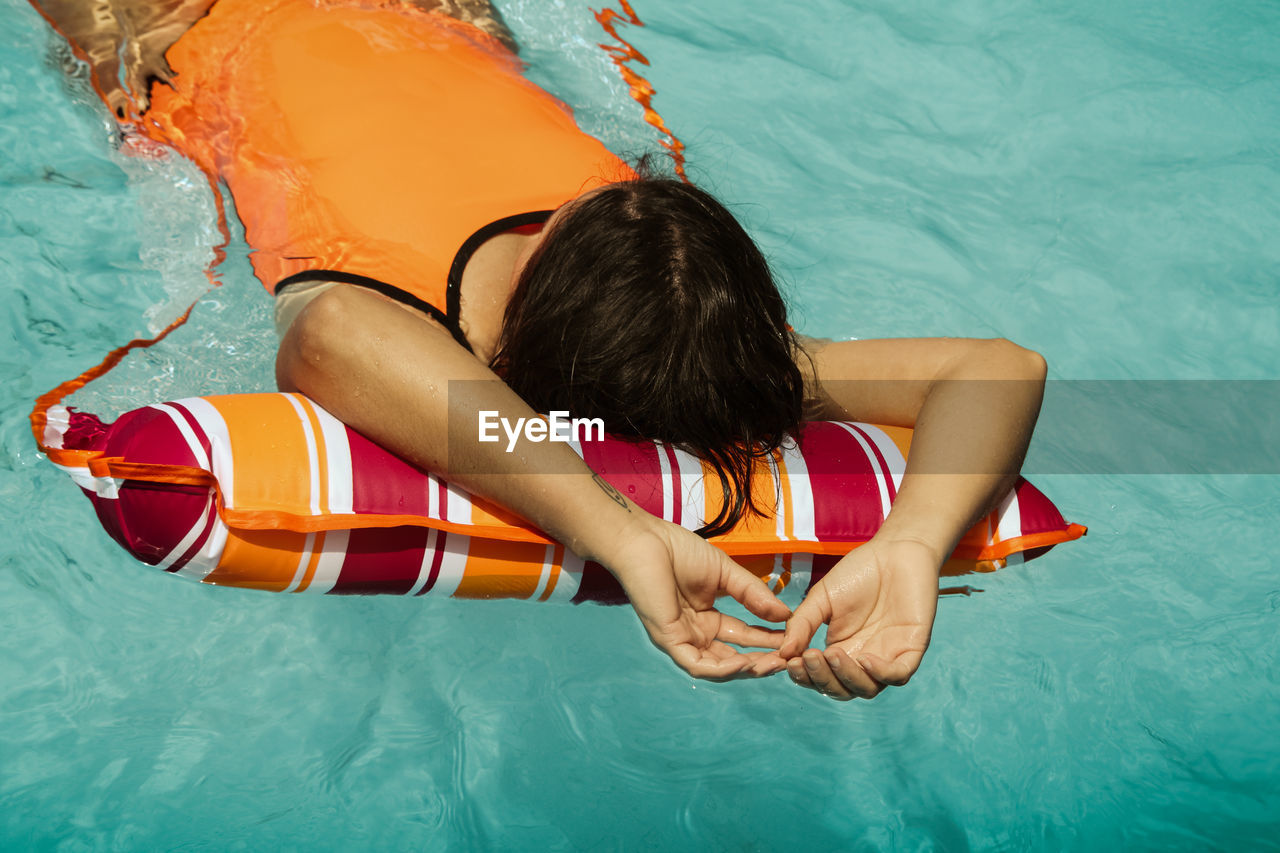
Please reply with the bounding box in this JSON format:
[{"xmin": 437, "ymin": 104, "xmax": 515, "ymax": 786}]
[
  {"xmin": 775, "ymin": 535, "xmax": 942, "ymax": 700},
  {"xmin": 608, "ymin": 515, "xmax": 793, "ymax": 681}
]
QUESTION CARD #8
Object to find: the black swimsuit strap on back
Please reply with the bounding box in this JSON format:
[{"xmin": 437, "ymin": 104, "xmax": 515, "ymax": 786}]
[{"xmin": 274, "ymin": 209, "xmax": 553, "ymax": 355}]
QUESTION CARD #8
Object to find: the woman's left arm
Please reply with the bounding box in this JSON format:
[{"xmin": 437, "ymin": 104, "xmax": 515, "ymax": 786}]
[{"xmin": 774, "ymin": 336, "xmax": 1047, "ymax": 698}]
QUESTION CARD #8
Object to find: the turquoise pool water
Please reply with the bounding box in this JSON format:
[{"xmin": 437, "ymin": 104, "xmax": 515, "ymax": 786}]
[{"xmin": 3, "ymin": 0, "xmax": 1278, "ymax": 849}]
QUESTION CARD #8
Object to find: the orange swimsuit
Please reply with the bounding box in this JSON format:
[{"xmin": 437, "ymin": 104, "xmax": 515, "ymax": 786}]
[{"xmin": 142, "ymin": 0, "xmax": 630, "ymax": 348}]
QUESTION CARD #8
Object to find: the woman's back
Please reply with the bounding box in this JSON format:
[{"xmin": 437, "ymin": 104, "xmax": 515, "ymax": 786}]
[{"xmin": 144, "ymin": 0, "xmax": 626, "ymax": 303}]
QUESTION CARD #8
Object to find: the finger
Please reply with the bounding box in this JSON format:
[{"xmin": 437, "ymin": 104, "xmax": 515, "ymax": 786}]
[
  {"xmin": 750, "ymin": 652, "xmax": 788, "ymax": 677},
  {"xmin": 801, "ymin": 649, "xmax": 853, "ymax": 700},
  {"xmin": 103, "ymin": 87, "xmax": 131, "ymax": 121},
  {"xmin": 858, "ymin": 650, "xmax": 924, "ymax": 687},
  {"xmin": 705, "ymin": 643, "xmax": 787, "ymax": 679},
  {"xmin": 153, "ymin": 57, "xmax": 177, "ymax": 86},
  {"xmin": 663, "ymin": 629, "xmax": 810, "ymax": 681},
  {"xmin": 665, "ymin": 642, "xmax": 757, "ymax": 682},
  {"xmin": 719, "ymin": 558, "xmax": 791, "ymax": 622},
  {"xmin": 714, "ymin": 613, "xmax": 785, "ymax": 650},
  {"xmin": 778, "ymin": 584, "xmax": 832, "ymax": 659},
  {"xmin": 786, "ymin": 656, "xmax": 812, "ymax": 688},
  {"xmin": 667, "ymin": 646, "xmax": 747, "ymax": 681},
  {"xmin": 826, "ymin": 648, "xmax": 883, "ymax": 699}
]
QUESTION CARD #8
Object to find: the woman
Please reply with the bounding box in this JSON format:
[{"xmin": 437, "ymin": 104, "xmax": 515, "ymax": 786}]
[{"xmin": 33, "ymin": 0, "xmax": 1047, "ymax": 700}]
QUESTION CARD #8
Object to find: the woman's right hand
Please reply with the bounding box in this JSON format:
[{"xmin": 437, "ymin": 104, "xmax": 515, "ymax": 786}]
[
  {"xmin": 604, "ymin": 513, "xmax": 792, "ymax": 681},
  {"xmin": 32, "ymin": 0, "xmax": 204, "ymax": 117}
]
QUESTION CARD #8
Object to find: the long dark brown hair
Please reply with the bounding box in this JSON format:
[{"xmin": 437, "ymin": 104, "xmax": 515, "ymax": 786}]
[{"xmin": 491, "ymin": 176, "xmax": 805, "ymax": 537}]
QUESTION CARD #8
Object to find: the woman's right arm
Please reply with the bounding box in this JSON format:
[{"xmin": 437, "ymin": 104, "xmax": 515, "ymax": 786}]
[
  {"xmin": 30, "ymin": 0, "xmax": 215, "ymax": 116},
  {"xmin": 277, "ymin": 286, "xmax": 790, "ymax": 678}
]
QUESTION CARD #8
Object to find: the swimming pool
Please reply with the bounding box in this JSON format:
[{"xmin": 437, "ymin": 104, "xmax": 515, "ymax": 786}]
[{"xmin": 2, "ymin": 0, "xmax": 1278, "ymax": 848}]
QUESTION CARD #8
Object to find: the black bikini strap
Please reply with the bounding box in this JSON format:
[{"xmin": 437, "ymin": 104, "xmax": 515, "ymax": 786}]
[
  {"xmin": 275, "ymin": 269, "xmax": 459, "ymax": 347},
  {"xmin": 274, "ymin": 209, "xmax": 554, "ymax": 355},
  {"xmin": 445, "ymin": 210, "xmax": 554, "ymax": 342}
]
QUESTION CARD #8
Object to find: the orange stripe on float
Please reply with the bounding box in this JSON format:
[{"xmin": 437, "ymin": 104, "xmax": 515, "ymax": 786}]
[
  {"xmin": 212, "ymin": 395, "xmax": 314, "ymax": 516},
  {"xmin": 732, "ymin": 554, "xmax": 775, "ymax": 585},
  {"xmin": 294, "ymin": 530, "xmax": 327, "ymax": 593},
  {"xmin": 879, "ymin": 425, "xmax": 914, "ymax": 467},
  {"xmin": 971, "ymin": 523, "xmax": 1088, "ymax": 561},
  {"xmin": 206, "ymin": 528, "xmax": 310, "ymax": 592},
  {"xmin": 468, "ymin": 495, "xmax": 525, "ymax": 530},
  {"xmin": 710, "ymin": 458, "xmax": 780, "ymax": 545},
  {"xmin": 451, "ymin": 539, "xmax": 546, "ymax": 600}
]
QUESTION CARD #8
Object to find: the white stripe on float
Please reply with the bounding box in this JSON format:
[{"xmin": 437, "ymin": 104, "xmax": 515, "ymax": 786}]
[
  {"xmin": 308, "ymin": 398, "xmax": 354, "ymax": 516},
  {"xmin": 427, "ymin": 473, "xmax": 440, "ymax": 520},
  {"xmin": 283, "ymin": 531, "xmax": 316, "ymax": 594},
  {"xmin": 763, "ymin": 451, "xmax": 786, "ymax": 542},
  {"xmin": 552, "ymin": 548, "xmax": 586, "ymax": 601},
  {"xmin": 671, "ymin": 446, "xmax": 705, "ymax": 532},
  {"xmin": 153, "ymin": 492, "xmax": 213, "ymax": 572},
  {"xmin": 173, "ymin": 505, "xmax": 228, "ymax": 582},
  {"xmin": 779, "ymin": 436, "xmax": 816, "ymax": 543},
  {"xmin": 444, "ymin": 481, "xmax": 472, "ymax": 526},
  {"xmin": 432, "ymin": 534, "xmax": 470, "ymax": 598},
  {"xmin": 547, "ymin": 548, "xmax": 584, "ymax": 603},
  {"xmin": 784, "ymin": 553, "xmax": 813, "ymax": 606},
  {"xmin": 763, "ymin": 552, "xmax": 785, "ymax": 592},
  {"xmin": 834, "ymin": 422, "xmax": 892, "ymax": 521},
  {"xmin": 151, "ymin": 403, "xmax": 211, "ymax": 471},
  {"xmin": 53, "ymin": 461, "xmax": 121, "ymax": 499},
  {"xmin": 283, "ymin": 394, "xmax": 322, "ymax": 517},
  {"xmin": 406, "ymin": 527, "xmax": 440, "ymax": 596},
  {"xmin": 42, "ymin": 405, "xmax": 70, "ymax": 450},
  {"xmin": 304, "ymin": 529, "xmax": 349, "ymax": 594},
  {"xmin": 177, "ymin": 397, "xmax": 234, "ymax": 509},
  {"xmin": 862, "ymin": 424, "xmax": 907, "ymax": 492},
  {"xmin": 529, "ymin": 544, "xmax": 557, "ymax": 601},
  {"xmin": 148, "ymin": 402, "xmax": 226, "ymax": 576},
  {"xmin": 655, "ymin": 441, "xmax": 674, "ymax": 523},
  {"xmin": 995, "ymin": 488, "xmax": 1022, "ymax": 545},
  {"xmin": 556, "ymin": 435, "xmax": 592, "ymax": 600}
]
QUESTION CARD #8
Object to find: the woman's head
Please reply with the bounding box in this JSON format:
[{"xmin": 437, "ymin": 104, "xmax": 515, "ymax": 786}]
[{"xmin": 491, "ymin": 177, "xmax": 805, "ymax": 537}]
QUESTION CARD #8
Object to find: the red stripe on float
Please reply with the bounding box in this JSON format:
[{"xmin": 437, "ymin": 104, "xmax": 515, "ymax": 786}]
[
  {"xmin": 662, "ymin": 443, "xmax": 681, "ymax": 526},
  {"xmin": 165, "ymin": 493, "xmax": 220, "ymax": 573},
  {"xmin": 1010, "ymin": 479, "xmax": 1068, "ymax": 532},
  {"xmin": 347, "ymin": 426, "xmax": 434, "ymax": 518},
  {"xmin": 581, "ymin": 436, "xmax": 665, "ymax": 517},
  {"xmin": 98, "ymin": 407, "xmax": 209, "ymax": 565},
  {"xmin": 415, "ymin": 529, "xmax": 447, "ymax": 596},
  {"xmin": 332, "ymin": 526, "xmax": 429, "ymax": 594},
  {"xmin": 797, "ymin": 422, "xmax": 882, "ymax": 544},
  {"xmin": 166, "ymin": 402, "xmax": 214, "ymax": 466},
  {"xmin": 61, "ymin": 410, "xmax": 110, "ymax": 452},
  {"xmin": 846, "ymin": 423, "xmax": 898, "ymax": 503}
]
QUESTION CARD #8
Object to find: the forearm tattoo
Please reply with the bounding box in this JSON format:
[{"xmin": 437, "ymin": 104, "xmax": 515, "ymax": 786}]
[{"xmin": 592, "ymin": 473, "xmax": 630, "ymax": 511}]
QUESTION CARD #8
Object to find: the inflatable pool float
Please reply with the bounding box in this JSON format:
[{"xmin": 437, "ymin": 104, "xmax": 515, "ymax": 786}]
[{"xmin": 34, "ymin": 393, "xmax": 1084, "ymax": 603}]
